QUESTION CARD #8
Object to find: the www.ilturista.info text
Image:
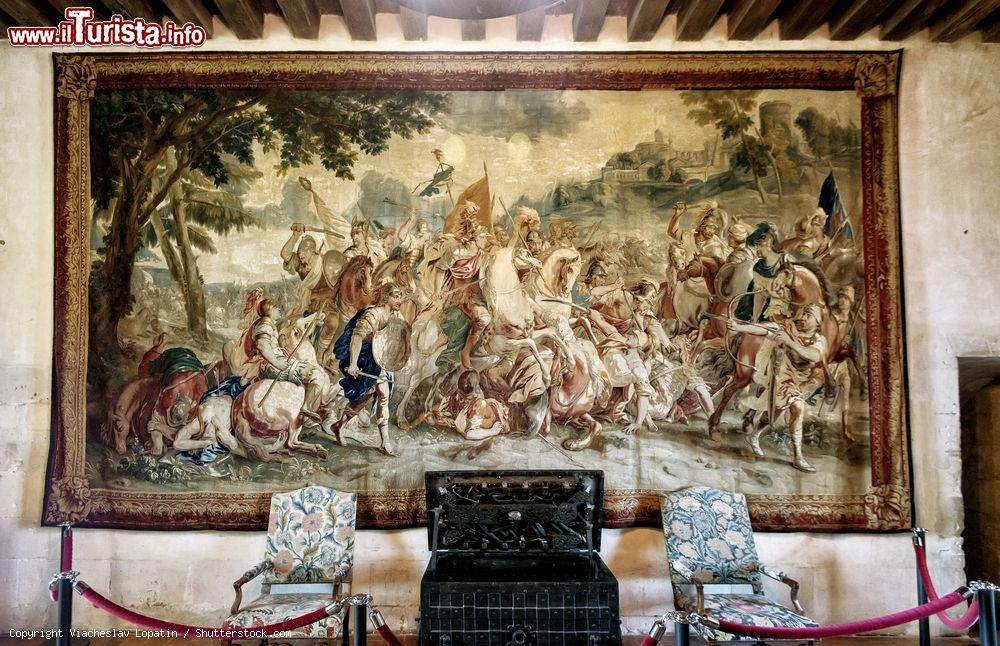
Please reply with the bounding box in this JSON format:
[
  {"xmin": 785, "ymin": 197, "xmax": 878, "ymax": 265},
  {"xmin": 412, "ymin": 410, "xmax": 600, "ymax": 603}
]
[{"xmin": 7, "ymin": 7, "xmax": 207, "ymax": 47}]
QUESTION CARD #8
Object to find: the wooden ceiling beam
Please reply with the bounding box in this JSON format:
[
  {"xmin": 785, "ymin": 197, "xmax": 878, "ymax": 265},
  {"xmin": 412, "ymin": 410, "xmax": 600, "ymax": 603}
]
[
  {"xmin": 276, "ymin": 0, "xmax": 321, "ymax": 38},
  {"xmin": 878, "ymin": 0, "xmax": 948, "ymax": 40},
  {"xmin": 828, "ymin": 0, "xmax": 887, "ymax": 40},
  {"xmin": 340, "ymin": 0, "xmax": 376, "ymax": 39},
  {"xmin": 627, "ymin": 0, "xmax": 669, "ymax": 41},
  {"xmin": 572, "ymin": 0, "xmax": 610, "ymax": 41},
  {"xmin": 100, "ymin": 0, "xmax": 159, "ymax": 22},
  {"xmin": 980, "ymin": 9, "xmax": 1000, "ymax": 41},
  {"xmin": 726, "ymin": 0, "xmax": 781, "ymax": 40},
  {"xmin": 316, "ymin": 0, "xmax": 342, "ymax": 13},
  {"xmin": 161, "ymin": 0, "xmax": 214, "ymax": 36},
  {"xmin": 214, "ymin": 0, "xmax": 263, "ymax": 38},
  {"xmin": 516, "ymin": 5, "xmax": 545, "ymax": 40},
  {"xmin": 0, "ymin": 0, "xmax": 56, "ymax": 25},
  {"xmin": 930, "ymin": 0, "xmax": 1000, "ymax": 41},
  {"xmin": 674, "ymin": 0, "xmax": 724, "ymax": 40},
  {"xmin": 461, "ymin": 18, "xmax": 485, "ymax": 40},
  {"xmin": 399, "ymin": 4, "xmax": 427, "ymax": 40},
  {"xmin": 778, "ymin": 0, "xmax": 836, "ymax": 39}
]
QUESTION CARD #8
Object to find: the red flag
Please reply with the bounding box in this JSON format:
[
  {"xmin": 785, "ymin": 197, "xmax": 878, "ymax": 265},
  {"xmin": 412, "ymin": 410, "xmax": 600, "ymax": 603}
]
[{"xmin": 443, "ymin": 176, "xmax": 492, "ymax": 235}]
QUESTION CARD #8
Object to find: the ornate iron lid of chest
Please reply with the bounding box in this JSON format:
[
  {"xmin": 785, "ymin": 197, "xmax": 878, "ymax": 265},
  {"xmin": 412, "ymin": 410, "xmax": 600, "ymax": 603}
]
[{"xmin": 424, "ymin": 470, "xmax": 604, "ymax": 557}]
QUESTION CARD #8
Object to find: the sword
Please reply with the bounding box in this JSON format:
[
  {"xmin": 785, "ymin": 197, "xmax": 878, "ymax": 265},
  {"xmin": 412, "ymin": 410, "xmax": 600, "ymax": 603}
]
[
  {"xmin": 346, "ymin": 368, "xmax": 383, "ymax": 380},
  {"xmin": 538, "ymin": 433, "xmax": 586, "ymax": 469},
  {"xmin": 539, "ymin": 297, "xmax": 591, "ymax": 313}
]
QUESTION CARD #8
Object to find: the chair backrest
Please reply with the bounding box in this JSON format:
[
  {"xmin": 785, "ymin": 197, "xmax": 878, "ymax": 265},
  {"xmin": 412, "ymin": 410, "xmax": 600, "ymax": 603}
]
[
  {"xmin": 263, "ymin": 485, "xmax": 357, "ymax": 586},
  {"xmin": 660, "ymin": 486, "xmax": 763, "ymax": 595}
]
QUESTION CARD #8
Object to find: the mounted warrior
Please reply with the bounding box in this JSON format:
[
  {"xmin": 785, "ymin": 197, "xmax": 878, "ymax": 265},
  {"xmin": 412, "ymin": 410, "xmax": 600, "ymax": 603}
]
[
  {"xmin": 372, "ymin": 207, "xmax": 432, "ymax": 322},
  {"xmin": 232, "ymin": 289, "xmax": 330, "ymax": 423},
  {"xmin": 280, "ymin": 224, "xmax": 344, "ymax": 362},
  {"xmin": 421, "ymin": 201, "xmax": 494, "ymax": 371}
]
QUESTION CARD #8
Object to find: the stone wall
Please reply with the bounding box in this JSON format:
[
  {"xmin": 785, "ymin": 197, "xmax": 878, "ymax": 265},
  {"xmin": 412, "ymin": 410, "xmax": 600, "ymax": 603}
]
[{"xmin": 1, "ymin": 14, "xmax": 998, "ymax": 635}]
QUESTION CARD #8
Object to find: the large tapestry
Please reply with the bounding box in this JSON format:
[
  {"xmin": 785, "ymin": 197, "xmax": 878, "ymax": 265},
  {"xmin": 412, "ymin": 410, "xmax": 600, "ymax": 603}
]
[{"xmin": 44, "ymin": 52, "xmax": 910, "ymax": 531}]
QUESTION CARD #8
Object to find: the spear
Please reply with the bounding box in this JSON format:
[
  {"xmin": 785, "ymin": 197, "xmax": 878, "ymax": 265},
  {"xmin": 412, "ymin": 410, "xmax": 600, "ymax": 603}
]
[
  {"xmin": 259, "ymin": 303, "xmax": 326, "ymax": 407},
  {"xmin": 298, "ymin": 225, "xmax": 345, "ymax": 239}
]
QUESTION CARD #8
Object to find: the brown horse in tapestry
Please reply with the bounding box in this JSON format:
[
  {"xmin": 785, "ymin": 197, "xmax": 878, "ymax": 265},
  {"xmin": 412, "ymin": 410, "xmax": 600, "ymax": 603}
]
[
  {"xmin": 334, "ymin": 255, "xmax": 374, "ymax": 319},
  {"xmin": 705, "ymin": 262, "xmax": 844, "ymax": 441}
]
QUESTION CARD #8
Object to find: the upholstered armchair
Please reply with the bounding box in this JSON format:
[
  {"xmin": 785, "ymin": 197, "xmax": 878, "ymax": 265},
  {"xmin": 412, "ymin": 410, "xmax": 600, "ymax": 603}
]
[
  {"xmin": 224, "ymin": 486, "xmax": 358, "ymax": 645},
  {"xmin": 661, "ymin": 486, "xmax": 817, "ymax": 643}
]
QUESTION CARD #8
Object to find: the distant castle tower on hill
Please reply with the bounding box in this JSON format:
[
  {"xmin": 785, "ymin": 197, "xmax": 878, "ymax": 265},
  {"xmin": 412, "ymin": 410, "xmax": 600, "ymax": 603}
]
[
  {"xmin": 760, "ymin": 100, "xmax": 793, "ymax": 141},
  {"xmin": 600, "ymin": 129, "xmax": 734, "ymax": 183}
]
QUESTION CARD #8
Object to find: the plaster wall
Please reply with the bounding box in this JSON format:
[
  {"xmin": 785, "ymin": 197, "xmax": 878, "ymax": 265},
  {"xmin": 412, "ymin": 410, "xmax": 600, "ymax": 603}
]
[{"xmin": 0, "ymin": 12, "xmax": 997, "ymax": 636}]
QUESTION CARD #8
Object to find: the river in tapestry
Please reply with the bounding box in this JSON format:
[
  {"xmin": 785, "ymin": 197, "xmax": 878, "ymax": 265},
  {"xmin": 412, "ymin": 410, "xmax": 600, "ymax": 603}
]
[{"xmin": 86, "ymin": 88, "xmax": 869, "ymax": 496}]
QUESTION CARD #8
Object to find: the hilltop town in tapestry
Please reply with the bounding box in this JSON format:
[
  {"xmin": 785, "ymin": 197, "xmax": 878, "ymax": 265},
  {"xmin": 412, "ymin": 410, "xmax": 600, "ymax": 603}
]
[{"xmin": 81, "ymin": 86, "xmax": 871, "ymax": 503}]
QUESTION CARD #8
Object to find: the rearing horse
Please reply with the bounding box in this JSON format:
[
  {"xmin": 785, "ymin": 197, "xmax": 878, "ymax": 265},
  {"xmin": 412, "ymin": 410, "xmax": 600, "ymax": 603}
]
[
  {"xmin": 334, "ymin": 255, "xmax": 375, "ymax": 319},
  {"xmin": 705, "ymin": 261, "xmax": 843, "ymax": 441}
]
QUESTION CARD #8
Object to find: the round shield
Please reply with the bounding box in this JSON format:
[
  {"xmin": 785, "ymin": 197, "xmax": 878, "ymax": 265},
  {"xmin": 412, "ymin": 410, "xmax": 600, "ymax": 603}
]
[
  {"xmin": 823, "ymin": 249, "xmax": 862, "ymax": 287},
  {"xmin": 372, "ymin": 316, "xmax": 411, "ymax": 372},
  {"xmin": 321, "ymin": 249, "xmax": 348, "ymax": 289},
  {"xmin": 715, "ymin": 259, "xmax": 755, "ymax": 301}
]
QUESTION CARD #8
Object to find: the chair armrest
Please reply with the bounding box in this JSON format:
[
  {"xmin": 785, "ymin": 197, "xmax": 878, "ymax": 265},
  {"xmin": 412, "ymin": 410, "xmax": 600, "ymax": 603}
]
[
  {"xmin": 670, "ymin": 560, "xmax": 707, "ymax": 614},
  {"xmin": 759, "ymin": 565, "xmax": 804, "ymax": 613},
  {"xmin": 693, "ymin": 579, "xmax": 706, "ymax": 615},
  {"xmin": 231, "ymin": 560, "xmax": 273, "ymax": 615},
  {"xmin": 331, "ymin": 560, "xmax": 352, "ymax": 600}
]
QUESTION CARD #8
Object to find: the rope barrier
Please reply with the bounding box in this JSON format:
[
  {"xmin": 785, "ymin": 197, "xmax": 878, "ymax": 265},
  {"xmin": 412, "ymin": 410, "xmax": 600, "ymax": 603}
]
[
  {"xmin": 914, "ymin": 537, "xmax": 980, "ymax": 630},
  {"xmin": 49, "ymin": 524, "xmax": 74, "ymax": 603},
  {"xmin": 47, "ymin": 522, "xmax": 992, "ymax": 646},
  {"xmin": 60, "ymin": 528, "xmax": 73, "ymax": 572},
  {"xmin": 369, "ymin": 606, "xmax": 405, "ymax": 646},
  {"xmin": 75, "ymin": 580, "xmax": 406, "ymax": 644},
  {"xmin": 75, "ymin": 581, "xmax": 336, "ymax": 640},
  {"xmin": 47, "ymin": 525, "xmax": 406, "ymax": 645},
  {"xmin": 711, "ymin": 589, "xmax": 971, "ymax": 639}
]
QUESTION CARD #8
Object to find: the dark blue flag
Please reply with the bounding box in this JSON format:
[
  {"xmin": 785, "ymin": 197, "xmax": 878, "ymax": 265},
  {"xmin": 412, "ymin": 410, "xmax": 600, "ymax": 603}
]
[{"xmin": 819, "ymin": 172, "xmax": 853, "ymax": 240}]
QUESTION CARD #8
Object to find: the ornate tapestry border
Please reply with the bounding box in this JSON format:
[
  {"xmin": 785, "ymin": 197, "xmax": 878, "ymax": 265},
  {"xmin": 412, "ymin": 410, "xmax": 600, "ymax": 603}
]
[{"xmin": 43, "ymin": 51, "xmax": 909, "ymax": 531}]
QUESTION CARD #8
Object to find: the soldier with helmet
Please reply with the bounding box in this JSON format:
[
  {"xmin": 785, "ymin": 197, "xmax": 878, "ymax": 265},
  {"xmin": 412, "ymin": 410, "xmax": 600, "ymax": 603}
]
[{"xmin": 329, "ymin": 282, "xmax": 407, "ymax": 456}]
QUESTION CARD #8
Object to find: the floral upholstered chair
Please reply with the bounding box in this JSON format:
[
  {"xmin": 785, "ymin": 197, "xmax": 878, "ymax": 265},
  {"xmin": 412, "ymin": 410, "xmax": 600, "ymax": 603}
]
[
  {"xmin": 225, "ymin": 486, "xmax": 357, "ymax": 645},
  {"xmin": 661, "ymin": 486, "xmax": 817, "ymax": 643}
]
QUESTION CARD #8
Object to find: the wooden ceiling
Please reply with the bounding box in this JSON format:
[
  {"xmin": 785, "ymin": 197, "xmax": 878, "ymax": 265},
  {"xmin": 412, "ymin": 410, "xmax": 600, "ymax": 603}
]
[{"xmin": 1, "ymin": 0, "xmax": 998, "ymax": 42}]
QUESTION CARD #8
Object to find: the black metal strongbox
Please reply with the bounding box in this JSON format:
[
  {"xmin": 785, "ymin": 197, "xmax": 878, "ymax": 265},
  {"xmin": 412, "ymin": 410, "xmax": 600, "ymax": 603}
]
[{"xmin": 418, "ymin": 470, "xmax": 621, "ymax": 646}]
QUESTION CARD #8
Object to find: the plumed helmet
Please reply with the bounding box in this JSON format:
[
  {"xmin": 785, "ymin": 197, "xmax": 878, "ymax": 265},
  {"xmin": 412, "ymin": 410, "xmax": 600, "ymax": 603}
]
[
  {"xmin": 242, "ymin": 288, "xmax": 264, "ymax": 316},
  {"xmin": 747, "ymin": 221, "xmax": 779, "ymax": 247}
]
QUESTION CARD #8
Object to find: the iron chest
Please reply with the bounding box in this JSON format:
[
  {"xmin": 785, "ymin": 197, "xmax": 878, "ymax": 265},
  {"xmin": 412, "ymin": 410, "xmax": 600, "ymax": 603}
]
[{"xmin": 418, "ymin": 470, "xmax": 621, "ymax": 646}]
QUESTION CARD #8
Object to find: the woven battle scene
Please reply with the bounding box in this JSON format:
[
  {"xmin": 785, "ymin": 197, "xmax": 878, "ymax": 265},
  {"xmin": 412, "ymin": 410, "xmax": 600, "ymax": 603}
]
[{"xmin": 44, "ymin": 52, "xmax": 910, "ymax": 530}]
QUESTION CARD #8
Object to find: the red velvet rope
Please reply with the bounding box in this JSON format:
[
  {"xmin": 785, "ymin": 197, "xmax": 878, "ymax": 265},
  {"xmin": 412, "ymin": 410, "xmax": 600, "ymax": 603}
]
[
  {"xmin": 640, "ymin": 635, "xmax": 659, "ymax": 646},
  {"xmin": 61, "ymin": 532, "xmax": 73, "ymax": 572},
  {"xmin": 51, "ymin": 529, "xmax": 74, "ymax": 602},
  {"xmin": 376, "ymin": 623, "xmax": 405, "ymax": 646},
  {"xmin": 715, "ymin": 590, "xmax": 969, "ymax": 639},
  {"xmin": 78, "ymin": 584, "xmax": 332, "ymax": 639},
  {"xmin": 914, "ymin": 541, "xmax": 980, "ymax": 630}
]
